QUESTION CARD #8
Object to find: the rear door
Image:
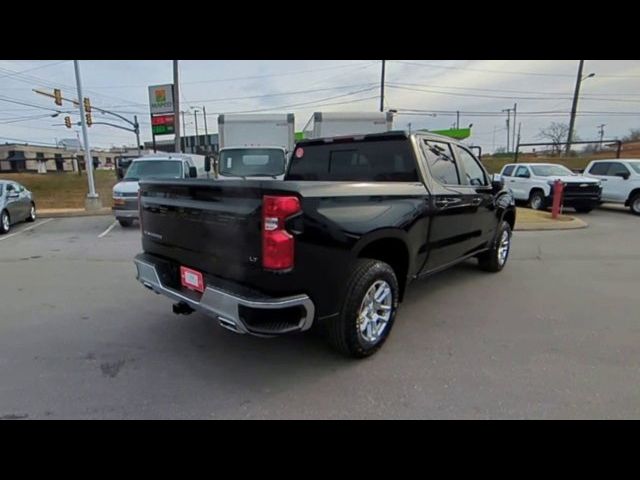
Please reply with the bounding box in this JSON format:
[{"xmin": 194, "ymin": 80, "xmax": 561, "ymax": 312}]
[
  {"xmin": 419, "ymin": 139, "xmax": 480, "ymax": 271},
  {"xmin": 16, "ymin": 183, "xmax": 31, "ymax": 220}
]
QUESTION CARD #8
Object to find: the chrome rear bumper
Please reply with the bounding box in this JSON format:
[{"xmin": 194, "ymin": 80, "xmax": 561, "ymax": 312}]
[{"xmin": 134, "ymin": 255, "xmax": 315, "ymax": 336}]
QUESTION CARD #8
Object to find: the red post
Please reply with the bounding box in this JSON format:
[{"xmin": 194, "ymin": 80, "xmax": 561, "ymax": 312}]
[{"xmin": 551, "ymin": 180, "xmax": 564, "ymax": 219}]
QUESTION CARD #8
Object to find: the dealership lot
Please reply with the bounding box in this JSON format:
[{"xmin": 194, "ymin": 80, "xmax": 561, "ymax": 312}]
[{"xmin": 0, "ymin": 210, "xmax": 639, "ymax": 419}]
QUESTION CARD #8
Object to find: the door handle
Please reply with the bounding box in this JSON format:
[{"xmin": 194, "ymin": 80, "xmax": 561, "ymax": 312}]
[
  {"xmin": 435, "ymin": 198, "xmax": 461, "ymax": 208},
  {"xmin": 509, "ymin": 179, "xmax": 516, "ymax": 182}
]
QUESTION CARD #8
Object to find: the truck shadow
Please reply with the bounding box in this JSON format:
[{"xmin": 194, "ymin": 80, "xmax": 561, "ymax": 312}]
[{"xmin": 160, "ymin": 259, "xmax": 485, "ymax": 387}]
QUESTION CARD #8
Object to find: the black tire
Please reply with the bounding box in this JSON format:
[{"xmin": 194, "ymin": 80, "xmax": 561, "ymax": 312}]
[
  {"xmin": 574, "ymin": 206, "xmax": 593, "ymax": 214},
  {"xmin": 26, "ymin": 203, "xmax": 36, "ymax": 222},
  {"xmin": 325, "ymin": 259, "xmax": 399, "ymax": 358},
  {"xmin": 478, "ymin": 220, "xmax": 512, "ymax": 272},
  {"xmin": 118, "ymin": 218, "xmax": 134, "ymax": 227},
  {"xmin": 529, "ymin": 190, "xmax": 546, "ymax": 210},
  {"xmin": 0, "ymin": 210, "xmax": 10, "ymax": 234},
  {"xmin": 630, "ymin": 193, "xmax": 640, "ymax": 216}
]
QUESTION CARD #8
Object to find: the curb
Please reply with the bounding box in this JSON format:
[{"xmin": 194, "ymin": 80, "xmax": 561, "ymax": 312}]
[
  {"xmin": 38, "ymin": 209, "xmax": 112, "ymax": 219},
  {"xmin": 515, "ymin": 216, "xmax": 588, "ymax": 231}
]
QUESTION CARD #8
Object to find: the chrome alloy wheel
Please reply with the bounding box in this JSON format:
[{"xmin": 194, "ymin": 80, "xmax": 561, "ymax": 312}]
[
  {"xmin": 2, "ymin": 212, "xmax": 9, "ymax": 231},
  {"xmin": 497, "ymin": 230, "xmax": 511, "ymax": 266},
  {"xmin": 357, "ymin": 280, "xmax": 393, "ymax": 344}
]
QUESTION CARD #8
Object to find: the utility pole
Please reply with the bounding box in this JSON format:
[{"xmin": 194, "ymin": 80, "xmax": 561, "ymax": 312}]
[
  {"xmin": 456, "ymin": 111, "xmax": 460, "ymax": 129},
  {"xmin": 512, "ymin": 103, "xmax": 517, "ymax": 154},
  {"xmin": 173, "ymin": 60, "xmax": 181, "ymax": 153},
  {"xmin": 73, "ymin": 60, "xmax": 101, "ymax": 210},
  {"xmin": 203, "ymin": 105, "xmax": 209, "ymax": 152},
  {"xmin": 180, "ymin": 111, "xmax": 187, "ymax": 136},
  {"xmin": 379, "ymin": 60, "xmax": 386, "ymax": 112},
  {"xmin": 193, "ymin": 109, "xmax": 199, "ymax": 138},
  {"xmin": 598, "ymin": 124, "xmax": 606, "ymax": 150},
  {"xmin": 134, "ymin": 115, "xmax": 141, "ymax": 156},
  {"xmin": 502, "ymin": 108, "xmax": 512, "ymax": 152}
]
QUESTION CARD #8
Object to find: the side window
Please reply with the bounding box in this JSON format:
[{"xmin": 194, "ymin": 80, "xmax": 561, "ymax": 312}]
[
  {"xmin": 514, "ymin": 166, "xmax": 530, "ymax": 178},
  {"xmin": 423, "ymin": 140, "xmax": 461, "ymax": 185},
  {"xmin": 455, "ymin": 146, "xmax": 488, "ymax": 186},
  {"xmin": 502, "ymin": 165, "xmax": 515, "ymax": 177},
  {"xmin": 589, "ymin": 162, "xmax": 611, "ymax": 175},
  {"xmin": 607, "ymin": 162, "xmax": 630, "ymax": 176},
  {"xmin": 14, "ymin": 183, "xmax": 24, "ymax": 193}
]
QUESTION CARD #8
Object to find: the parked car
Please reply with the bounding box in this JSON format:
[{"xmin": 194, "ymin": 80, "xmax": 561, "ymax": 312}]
[
  {"xmin": 583, "ymin": 159, "xmax": 640, "ymax": 215},
  {"xmin": 0, "ymin": 180, "xmax": 36, "ymax": 234},
  {"xmin": 112, "ymin": 154, "xmax": 211, "ymax": 227},
  {"xmin": 498, "ymin": 163, "xmax": 601, "ymax": 213},
  {"xmin": 133, "ymin": 131, "xmax": 516, "ymax": 358}
]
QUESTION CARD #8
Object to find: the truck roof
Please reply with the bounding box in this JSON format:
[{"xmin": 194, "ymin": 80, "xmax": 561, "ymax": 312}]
[{"xmin": 295, "ymin": 130, "xmax": 465, "ymax": 146}]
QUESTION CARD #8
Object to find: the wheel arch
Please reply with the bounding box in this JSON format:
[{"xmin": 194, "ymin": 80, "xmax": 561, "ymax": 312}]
[{"xmin": 353, "ymin": 230, "xmax": 412, "ymax": 302}]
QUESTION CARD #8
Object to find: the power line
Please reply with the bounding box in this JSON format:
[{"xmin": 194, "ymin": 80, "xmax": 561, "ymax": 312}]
[
  {"xmin": 0, "ymin": 60, "xmax": 69, "ymax": 80},
  {"xmin": 392, "ymin": 60, "xmax": 640, "ymax": 79}
]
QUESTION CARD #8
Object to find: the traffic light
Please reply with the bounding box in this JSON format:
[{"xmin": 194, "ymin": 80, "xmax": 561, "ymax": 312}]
[
  {"xmin": 83, "ymin": 97, "xmax": 91, "ymax": 113},
  {"xmin": 85, "ymin": 113, "xmax": 92, "ymax": 127},
  {"xmin": 64, "ymin": 116, "xmax": 72, "ymax": 128},
  {"xmin": 54, "ymin": 89, "xmax": 62, "ymax": 106}
]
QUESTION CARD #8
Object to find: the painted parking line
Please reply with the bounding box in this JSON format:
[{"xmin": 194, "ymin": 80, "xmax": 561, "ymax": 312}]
[
  {"xmin": 0, "ymin": 218, "xmax": 55, "ymax": 242},
  {"xmin": 98, "ymin": 220, "xmax": 118, "ymax": 238}
]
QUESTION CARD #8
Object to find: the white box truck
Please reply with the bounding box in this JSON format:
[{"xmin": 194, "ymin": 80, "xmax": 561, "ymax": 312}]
[
  {"xmin": 302, "ymin": 111, "xmax": 394, "ymax": 139},
  {"xmin": 216, "ymin": 113, "xmax": 295, "ymax": 180}
]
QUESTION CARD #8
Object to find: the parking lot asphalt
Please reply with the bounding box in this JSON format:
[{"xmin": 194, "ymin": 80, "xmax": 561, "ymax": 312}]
[{"xmin": 0, "ymin": 207, "xmax": 639, "ymax": 419}]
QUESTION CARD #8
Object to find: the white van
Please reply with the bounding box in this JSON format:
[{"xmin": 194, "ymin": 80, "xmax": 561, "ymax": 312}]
[{"xmin": 112, "ymin": 153, "xmax": 209, "ymax": 226}]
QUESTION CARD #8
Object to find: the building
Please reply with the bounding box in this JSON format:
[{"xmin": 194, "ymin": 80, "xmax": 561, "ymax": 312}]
[{"xmin": 0, "ymin": 143, "xmax": 121, "ymax": 173}]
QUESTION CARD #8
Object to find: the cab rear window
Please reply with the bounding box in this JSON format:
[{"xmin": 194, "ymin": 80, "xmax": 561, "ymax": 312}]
[{"xmin": 286, "ymin": 139, "xmax": 418, "ymax": 182}]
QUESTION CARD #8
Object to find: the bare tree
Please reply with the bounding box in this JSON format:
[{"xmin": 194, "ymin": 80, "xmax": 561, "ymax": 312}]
[
  {"xmin": 537, "ymin": 122, "xmax": 570, "ymax": 155},
  {"xmin": 622, "ymin": 128, "xmax": 640, "ymax": 143}
]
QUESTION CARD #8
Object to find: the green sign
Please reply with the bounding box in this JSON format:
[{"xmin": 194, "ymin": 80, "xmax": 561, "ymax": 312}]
[
  {"xmin": 152, "ymin": 124, "xmax": 175, "ymax": 135},
  {"xmin": 295, "ymin": 131, "xmax": 305, "ymax": 141}
]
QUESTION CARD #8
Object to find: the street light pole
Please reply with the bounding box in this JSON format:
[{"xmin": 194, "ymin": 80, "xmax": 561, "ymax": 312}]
[
  {"xmin": 73, "ymin": 60, "xmax": 101, "ymax": 210},
  {"xmin": 566, "ymin": 60, "xmax": 595, "ymax": 155},
  {"xmin": 379, "ymin": 60, "xmax": 386, "ymax": 113},
  {"xmin": 173, "ymin": 60, "xmax": 181, "ymax": 153}
]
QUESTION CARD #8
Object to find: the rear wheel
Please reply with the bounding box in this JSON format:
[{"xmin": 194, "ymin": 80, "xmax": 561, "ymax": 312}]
[
  {"xmin": 118, "ymin": 218, "xmax": 134, "ymax": 227},
  {"xmin": 26, "ymin": 203, "xmax": 36, "ymax": 222},
  {"xmin": 325, "ymin": 259, "xmax": 399, "ymax": 358},
  {"xmin": 0, "ymin": 210, "xmax": 10, "ymax": 234},
  {"xmin": 478, "ymin": 220, "xmax": 512, "ymax": 272},
  {"xmin": 529, "ymin": 190, "xmax": 546, "ymax": 210},
  {"xmin": 630, "ymin": 193, "xmax": 640, "ymax": 216}
]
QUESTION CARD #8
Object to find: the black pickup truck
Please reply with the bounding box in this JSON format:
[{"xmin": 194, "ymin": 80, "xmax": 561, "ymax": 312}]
[{"xmin": 134, "ymin": 131, "xmax": 516, "ymax": 357}]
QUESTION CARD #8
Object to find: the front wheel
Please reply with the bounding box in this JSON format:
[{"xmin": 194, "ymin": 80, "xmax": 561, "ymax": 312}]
[
  {"xmin": 478, "ymin": 220, "xmax": 512, "ymax": 272},
  {"xmin": 26, "ymin": 203, "xmax": 36, "ymax": 222},
  {"xmin": 325, "ymin": 259, "xmax": 399, "ymax": 358},
  {"xmin": 529, "ymin": 190, "xmax": 546, "ymax": 210},
  {"xmin": 630, "ymin": 193, "xmax": 640, "ymax": 216},
  {"xmin": 0, "ymin": 210, "xmax": 10, "ymax": 234}
]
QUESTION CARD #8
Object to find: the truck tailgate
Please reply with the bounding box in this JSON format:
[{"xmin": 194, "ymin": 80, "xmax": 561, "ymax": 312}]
[{"xmin": 139, "ymin": 180, "xmax": 268, "ymax": 282}]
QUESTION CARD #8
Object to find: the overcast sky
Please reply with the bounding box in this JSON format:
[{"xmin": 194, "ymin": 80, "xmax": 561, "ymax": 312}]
[{"xmin": 1, "ymin": 60, "xmax": 638, "ymax": 153}]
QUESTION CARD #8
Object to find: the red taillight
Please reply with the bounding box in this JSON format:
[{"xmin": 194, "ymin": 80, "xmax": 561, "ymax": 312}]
[{"xmin": 262, "ymin": 195, "xmax": 301, "ymax": 270}]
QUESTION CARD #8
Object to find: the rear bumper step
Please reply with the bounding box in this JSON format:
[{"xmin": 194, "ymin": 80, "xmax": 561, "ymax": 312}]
[{"xmin": 134, "ymin": 254, "xmax": 315, "ymax": 336}]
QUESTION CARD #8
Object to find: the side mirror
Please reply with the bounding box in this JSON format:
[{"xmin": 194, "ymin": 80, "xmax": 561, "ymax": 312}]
[
  {"xmin": 616, "ymin": 172, "xmax": 630, "ymax": 180},
  {"xmin": 189, "ymin": 166, "xmax": 198, "ymax": 178},
  {"xmin": 491, "ymin": 173, "xmax": 504, "ymax": 192},
  {"xmin": 204, "ymin": 156, "xmax": 212, "ymax": 172}
]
